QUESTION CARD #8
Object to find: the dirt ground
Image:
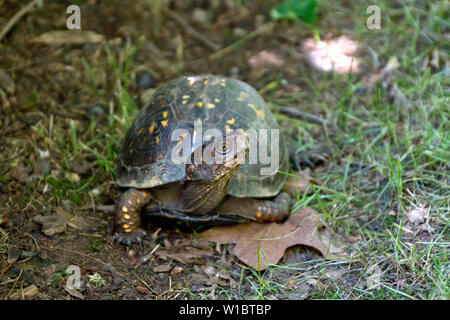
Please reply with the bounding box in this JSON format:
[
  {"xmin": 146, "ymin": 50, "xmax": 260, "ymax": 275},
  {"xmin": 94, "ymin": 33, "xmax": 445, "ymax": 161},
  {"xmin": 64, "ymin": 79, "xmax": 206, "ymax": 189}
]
[{"xmin": 0, "ymin": 0, "xmax": 448, "ymax": 300}]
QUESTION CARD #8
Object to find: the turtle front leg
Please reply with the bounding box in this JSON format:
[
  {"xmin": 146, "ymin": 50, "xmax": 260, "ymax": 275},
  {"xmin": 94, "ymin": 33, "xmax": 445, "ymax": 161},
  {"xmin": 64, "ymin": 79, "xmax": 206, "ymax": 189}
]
[
  {"xmin": 217, "ymin": 192, "xmax": 292, "ymax": 222},
  {"xmin": 114, "ymin": 188, "xmax": 151, "ymax": 246}
]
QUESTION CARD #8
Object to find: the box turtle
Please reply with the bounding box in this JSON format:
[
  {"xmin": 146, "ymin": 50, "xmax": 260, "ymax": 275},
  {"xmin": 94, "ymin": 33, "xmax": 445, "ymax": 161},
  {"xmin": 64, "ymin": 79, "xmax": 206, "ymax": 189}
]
[{"xmin": 114, "ymin": 75, "xmax": 305, "ymax": 245}]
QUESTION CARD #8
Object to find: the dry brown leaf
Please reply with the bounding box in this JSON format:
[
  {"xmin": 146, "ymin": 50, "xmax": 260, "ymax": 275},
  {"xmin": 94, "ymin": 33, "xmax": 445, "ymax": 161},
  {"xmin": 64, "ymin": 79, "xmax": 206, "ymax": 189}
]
[
  {"xmin": 9, "ymin": 285, "xmax": 39, "ymax": 300},
  {"xmin": 199, "ymin": 208, "xmax": 343, "ymax": 270},
  {"xmin": 33, "ymin": 214, "xmax": 67, "ymax": 236},
  {"xmin": 156, "ymin": 247, "xmax": 214, "ymax": 264},
  {"xmin": 64, "ymin": 286, "xmax": 84, "ymax": 300},
  {"xmin": 30, "ymin": 30, "xmax": 104, "ymax": 45},
  {"xmin": 153, "ymin": 264, "xmax": 172, "ymax": 273}
]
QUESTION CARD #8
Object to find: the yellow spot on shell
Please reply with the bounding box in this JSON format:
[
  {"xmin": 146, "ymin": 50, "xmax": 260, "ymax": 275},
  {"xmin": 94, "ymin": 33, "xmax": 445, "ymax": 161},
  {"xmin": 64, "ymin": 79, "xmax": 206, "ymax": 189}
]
[
  {"xmin": 156, "ymin": 136, "xmax": 160, "ymax": 144},
  {"xmin": 203, "ymin": 79, "xmax": 208, "ymax": 85},
  {"xmin": 182, "ymin": 100, "xmax": 187, "ymax": 105},
  {"xmin": 122, "ymin": 206, "xmax": 128, "ymax": 212},
  {"xmin": 124, "ymin": 228, "xmax": 132, "ymax": 233},
  {"xmin": 214, "ymin": 98, "xmax": 221, "ymax": 103},
  {"xmin": 161, "ymin": 120, "xmax": 169, "ymax": 127},
  {"xmin": 183, "ymin": 95, "xmax": 190, "ymax": 99},
  {"xmin": 226, "ymin": 117, "xmax": 235, "ymax": 124},
  {"xmin": 141, "ymin": 191, "xmax": 147, "ymax": 197},
  {"xmin": 247, "ymin": 103, "xmax": 265, "ymax": 118},
  {"xmin": 162, "ymin": 111, "xmax": 168, "ymax": 118},
  {"xmin": 256, "ymin": 211, "xmax": 262, "ymax": 218},
  {"xmin": 123, "ymin": 214, "xmax": 131, "ymax": 220},
  {"xmin": 138, "ymin": 128, "xmax": 144, "ymax": 135},
  {"xmin": 236, "ymin": 97, "xmax": 244, "ymax": 101},
  {"xmin": 148, "ymin": 123, "xmax": 155, "ymax": 134},
  {"xmin": 206, "ymin": 103, "xmax": 215, "ymax": 109},
  {"xmin": 224, "ymin": 125, "xmax": 231, "ymax": 131},
  {"xmin": 131, "ymin": 192, "xmax": 136, "ymax": 196},
  {"xmin": 196, "ymin": 101, "xmax": 203, "ymax": 107}
]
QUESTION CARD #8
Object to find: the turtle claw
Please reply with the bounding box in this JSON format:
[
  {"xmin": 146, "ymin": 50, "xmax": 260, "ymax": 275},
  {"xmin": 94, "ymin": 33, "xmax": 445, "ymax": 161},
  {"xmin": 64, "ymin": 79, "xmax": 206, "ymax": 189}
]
[
  {"xmin": 289, "ymin": 144, "xmax": 331, "ymax": 170},
  {"xmin": 113, "ymin": 230, "xmax": 147, "ymax": 246}
]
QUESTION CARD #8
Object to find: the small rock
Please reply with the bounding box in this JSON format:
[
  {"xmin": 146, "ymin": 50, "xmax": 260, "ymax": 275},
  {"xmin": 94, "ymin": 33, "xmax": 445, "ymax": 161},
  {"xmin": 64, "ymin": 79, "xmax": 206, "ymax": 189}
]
[
  {"xmin": 65, "ymin": 172, "xmax": 80, "ymax": 183},
  {"xmin": 171, "ymin": 266, "xmax": 183, "ymax": 275},
  {"xmin": 137, "ymin": 72, "xmax": 154, "ymax": 89},
  {"xmin": 136, "ymin": 285, "xmax": 148, "ymax": 295},
  {"xmin": 232, "ymin": 27, "xmax": 247, "ymax": 37},
  {"xmin": 192, "ymin": 8, "xmax": 209, "ymax": 25}
]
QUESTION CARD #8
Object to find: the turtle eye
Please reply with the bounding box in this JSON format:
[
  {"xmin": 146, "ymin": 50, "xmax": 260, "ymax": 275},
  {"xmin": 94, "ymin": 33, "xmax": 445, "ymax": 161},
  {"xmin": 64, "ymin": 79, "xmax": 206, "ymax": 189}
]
[{"xmin": 215, "ymin": 141, "xmax": 231, "ymax": 154}]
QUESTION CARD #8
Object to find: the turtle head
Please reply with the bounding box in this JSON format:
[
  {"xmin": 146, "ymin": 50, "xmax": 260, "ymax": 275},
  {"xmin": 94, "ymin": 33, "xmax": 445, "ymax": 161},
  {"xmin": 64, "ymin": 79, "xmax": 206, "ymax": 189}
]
[{"xmin": 186, "ymin": 132, "xmax": 248, "ymax": 181}]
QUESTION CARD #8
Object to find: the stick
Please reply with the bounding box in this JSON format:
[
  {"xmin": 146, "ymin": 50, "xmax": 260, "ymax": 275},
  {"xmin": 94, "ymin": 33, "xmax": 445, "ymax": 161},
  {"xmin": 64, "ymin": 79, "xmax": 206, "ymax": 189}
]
[
  {"xmin": 275, "ymin": 105, "xmax": 327, "ymax": 126},
  {"xmin": 163, "ymin": 8, "xmax": 220, "ymax": 51},
  {"xmin": 209, "ymin": 22, "xmax": 274, "ymax": 61},
  {"xmin": 0, "ymin": 0, "xmax": 41, "ymax": 42}
]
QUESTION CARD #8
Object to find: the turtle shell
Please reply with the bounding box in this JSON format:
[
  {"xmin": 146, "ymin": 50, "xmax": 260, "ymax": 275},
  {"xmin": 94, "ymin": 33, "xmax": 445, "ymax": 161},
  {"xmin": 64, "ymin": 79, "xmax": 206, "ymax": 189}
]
[{"xmin": 116, "ymin": 75, "xmax": 288, "ymax": 198}]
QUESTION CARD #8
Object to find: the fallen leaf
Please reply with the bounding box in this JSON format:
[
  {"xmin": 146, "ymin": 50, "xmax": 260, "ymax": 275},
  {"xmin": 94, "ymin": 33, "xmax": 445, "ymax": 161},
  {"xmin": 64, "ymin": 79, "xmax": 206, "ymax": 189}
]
[
  {"xmin": 9, "ymin": 285, "xmax": 39, "ymax": 300},
  {"xmin": 153, "ymin": 264, "xmax": 172, "ymax": 273},
  {"xmin": 199, "ymin": 208, "xmax": 343, "ymax": 270},
  {"xmin": 7, "ymin": 248, "xmax": 21, "ymax": 264},
  {"xmin": 33, "ymin": 214, "xmax": 67, "ymax": 236},
  {"xmin": 156, "ymin": 247, "xmax": 214, "ymax": 264},
  {"xmin": 64, "ymin": 286, "xmax": 84, "ymax": 300},
  {"xmin": 30, "ymin": 30, "xmax": 104, "ymax": 45},
  {"xmin": 9, "ymin": 166, "xmax": 29, "ymax": 183}
]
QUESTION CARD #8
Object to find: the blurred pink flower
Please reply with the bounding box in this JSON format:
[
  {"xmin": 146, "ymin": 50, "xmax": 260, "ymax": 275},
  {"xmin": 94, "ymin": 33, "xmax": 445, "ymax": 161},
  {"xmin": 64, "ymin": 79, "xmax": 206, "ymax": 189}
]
[{"xmin": 301, "ymin": 36, "xmax": 360, "ymax": 74}]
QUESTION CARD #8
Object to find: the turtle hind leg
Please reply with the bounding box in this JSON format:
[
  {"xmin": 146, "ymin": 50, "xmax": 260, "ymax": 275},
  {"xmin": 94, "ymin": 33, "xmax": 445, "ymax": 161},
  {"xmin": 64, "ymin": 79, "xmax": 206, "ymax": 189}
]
[
  {"xmin": 217, "ymin": 192, "xmax": 292, "ymax": 222},
  {"xmin": 114, "ymin": 188, "xmax": 151, "ymax": 246}
]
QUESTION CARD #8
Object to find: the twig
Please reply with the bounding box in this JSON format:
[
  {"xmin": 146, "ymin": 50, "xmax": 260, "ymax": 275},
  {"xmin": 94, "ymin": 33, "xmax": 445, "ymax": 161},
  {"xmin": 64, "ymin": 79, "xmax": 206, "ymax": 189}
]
[
  {"xmin": 163, "ymin": 8, "xmax": 220, "ymax": 51},
  {"xmin": 209, "ymin": 22, "xmax": 274, "ymax": 61},
  {"xmin": 275, "ymin": 105, "xmax": 327, "ymax": 126},
  {"xmin": 0, "ymin": 0, "xmax": 41, "ymax": 42},
  {"xmin": 39, "ymin": 245, "xmax": 108, "ymax": 266}
]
